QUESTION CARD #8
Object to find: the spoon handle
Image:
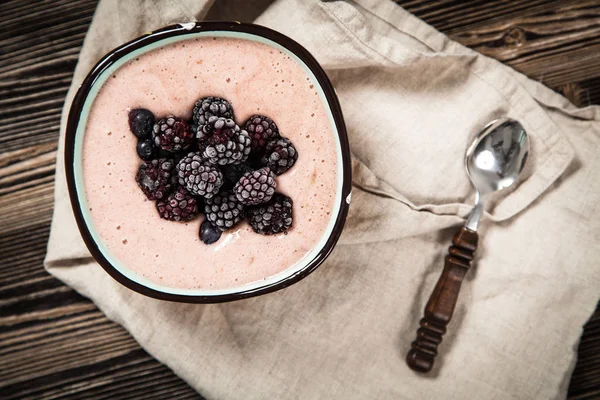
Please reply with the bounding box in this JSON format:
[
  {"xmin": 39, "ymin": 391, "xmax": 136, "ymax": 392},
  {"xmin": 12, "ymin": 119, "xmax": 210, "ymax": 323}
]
[{"xmin": 406, "ymin": 227, "xmax": 478, "ymax": 373}]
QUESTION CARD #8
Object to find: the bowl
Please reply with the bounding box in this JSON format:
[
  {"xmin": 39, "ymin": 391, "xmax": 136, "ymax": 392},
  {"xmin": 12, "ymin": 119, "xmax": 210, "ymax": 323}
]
[{"xmin": 65, "ymin": 22, "xmax": 351, "ymax": 303}]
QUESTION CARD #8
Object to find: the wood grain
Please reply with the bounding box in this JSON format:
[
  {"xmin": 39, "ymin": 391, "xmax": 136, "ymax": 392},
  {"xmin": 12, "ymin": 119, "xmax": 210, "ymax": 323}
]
[{"xmin": 0, "ymin": 0, "xmax": 598, "ymax": 398}]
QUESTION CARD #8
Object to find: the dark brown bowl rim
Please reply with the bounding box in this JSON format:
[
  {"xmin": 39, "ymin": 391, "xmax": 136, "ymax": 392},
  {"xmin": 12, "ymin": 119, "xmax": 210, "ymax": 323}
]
[{"xmin": 65, "ymin": 21, "xmax": 352, "ymax": 303}]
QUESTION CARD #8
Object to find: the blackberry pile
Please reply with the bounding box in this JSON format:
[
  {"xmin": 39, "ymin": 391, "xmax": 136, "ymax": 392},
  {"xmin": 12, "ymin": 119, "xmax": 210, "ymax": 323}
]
[{"xmin": 127, "ymin": 97, "xmax": 299, "ymax": 245}]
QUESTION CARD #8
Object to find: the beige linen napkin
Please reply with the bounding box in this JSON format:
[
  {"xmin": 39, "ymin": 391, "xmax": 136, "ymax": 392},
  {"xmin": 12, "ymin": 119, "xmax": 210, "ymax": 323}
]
[{"xmin": 45, "ymin": 0, "xmax": 600, "ymax": 398}]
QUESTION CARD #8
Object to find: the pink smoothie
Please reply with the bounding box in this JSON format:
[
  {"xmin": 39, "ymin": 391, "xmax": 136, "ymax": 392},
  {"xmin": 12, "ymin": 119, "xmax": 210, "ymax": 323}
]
[{"xmin": 81, "ymin": 35, "xmax": 339, "ymax": 290}]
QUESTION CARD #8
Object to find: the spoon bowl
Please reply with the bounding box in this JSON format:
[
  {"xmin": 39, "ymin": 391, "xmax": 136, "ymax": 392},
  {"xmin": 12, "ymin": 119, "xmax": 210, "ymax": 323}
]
[
  {"xmin": 467, "ymin": 118, "xmax": 529, "ymax": 195},
  {"xmin": 465, "ymin": 118, "xmax": 529, "ymax": 231}
]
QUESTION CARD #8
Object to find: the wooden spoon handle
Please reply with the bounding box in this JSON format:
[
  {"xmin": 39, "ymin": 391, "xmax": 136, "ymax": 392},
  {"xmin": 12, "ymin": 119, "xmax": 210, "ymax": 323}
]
[{"xmin": 406, "ymin": 227, "xmax": 478, "ymax": 373}]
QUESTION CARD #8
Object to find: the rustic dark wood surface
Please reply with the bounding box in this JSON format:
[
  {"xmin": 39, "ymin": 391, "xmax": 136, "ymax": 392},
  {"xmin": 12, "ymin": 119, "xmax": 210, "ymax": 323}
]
[{"xmin": 1, "ymin": 0, "xmax": 599, "ymax": 399}]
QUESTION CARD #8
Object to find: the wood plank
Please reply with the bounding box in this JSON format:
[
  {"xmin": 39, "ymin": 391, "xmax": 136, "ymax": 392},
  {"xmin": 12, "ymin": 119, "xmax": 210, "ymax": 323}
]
[
  {"xmin": 2, "ymin": 353, "xmax": 202, "ymax": 400},
  {"xmin": 0, "ymin": 109, "xmax": 61, "ymax": 135}
]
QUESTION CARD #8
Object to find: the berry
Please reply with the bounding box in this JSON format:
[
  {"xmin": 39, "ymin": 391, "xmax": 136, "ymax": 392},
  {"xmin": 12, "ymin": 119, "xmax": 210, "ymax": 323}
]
[
  {"xmin": 176, "ymin": 152, "xmax": 223, "ymax": 198},
  {"xmin": 199, "ymin": 220, "xmax": 222, "ymax": 244},
  {"xmin": 156, "ymin": 187, "xmax": 198, "ymax": 222},
  {"xmin": 196, "ymin": 116, "xmax": 234, "ymax": 142},
  {"xmin": 135, "ymin": 158, "xmax": 175, "ymax": 200},
  {"xmin": 261, "ymin": 137, "xmax": 298, "ymax": 175},
  {"xmin": 234, "ymin": 167, "xmax": 276, "ymax": 205},
  {"xmin": 153, "ymin": 116, "xmax": 194, "ymax": 152},
  {"xmin": 204, "ymin": 191, "xmax": 245, "ymax": 231},
  {"xmin": 222, "ymin": 163, "xmax": 254, "ymax": 187},
  {"xmin": 243, "ymin": 115, "xmax": 280, "ymax": 153},
  {"xmin": 192, "ymin": 97, "xmax": 233, "ymax": 134},
  {"xmin": 197, "ymin": 117, "xmax": 251, "ymax": 166},
  {"xmin": 136, "ymin": 138, "xmax": 156, "ymax": 160},
  {"xmin": 128, "ymin": 108, "xmax": 155, "ymax": 139},
  {"xmin": 247, "ymin": 193, "xmax": 293, "ymax": 235}
]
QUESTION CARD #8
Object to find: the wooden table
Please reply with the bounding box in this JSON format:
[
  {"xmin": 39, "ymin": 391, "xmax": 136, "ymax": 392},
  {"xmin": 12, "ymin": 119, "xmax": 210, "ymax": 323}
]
[{"xmin": 1, "ymin": 1, "xmax": 599, "ymax": 398}]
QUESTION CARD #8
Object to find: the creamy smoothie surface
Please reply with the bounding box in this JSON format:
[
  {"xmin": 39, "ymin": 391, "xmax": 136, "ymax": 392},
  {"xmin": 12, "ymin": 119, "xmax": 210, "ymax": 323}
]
[{"xmin": 81, "ymin": 36, "xmax": 339, "ymax": 290}]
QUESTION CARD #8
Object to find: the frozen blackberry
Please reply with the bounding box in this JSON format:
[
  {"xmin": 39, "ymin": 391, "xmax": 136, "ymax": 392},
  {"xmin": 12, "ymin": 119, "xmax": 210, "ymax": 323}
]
[
  {"xmin": 234, "ymin": 167, "xmax": 276, "ymax": 205},
  {"xmin": 199, "ymin": 220, "xmax": 222, "ymax": 244},
  {"xmin": 156, "ymin": 187, "xmax": 198, "ymax": 222},
  {"xmin": 196, "ymin": 116, "xmax": 234, "ymax": 142},
  {"xmin": 153, "ymin": 116, "xmax": 194, "ymax": 152},
  {"xmin": 176, "ymin": 152, "xmax": 223, "ymax": 198},
  {"xmin": 135, "ymin": 158, "xmax": 175, "ymax": 200},
  {"xmin": 136, "ymin": 138, "xmax": 156, "ymax": 161},
  {"xmin": 248, "ymin": 193, "xmax": 293, "ymax": 235},
  {"xmin": 261, "ymin": 137, "xmax": 298, "ymax": 175},
  {"xmin": 197, "ymin": 117, "xmax": 251, "ymax": 166},
  {"xmin": 243, "ymin": 115, "xmax": 280, "ymax": 153},
  {"xmin": 192, "ymin": 96, "xmax": 233, "ymax": 134},
  {"xmin": 128, "ymin": 108, "xmax": 155, "ymax": 139},
  {"xmin": 204, "ymin": 191, "xmax": 245, "ymax": 231}
]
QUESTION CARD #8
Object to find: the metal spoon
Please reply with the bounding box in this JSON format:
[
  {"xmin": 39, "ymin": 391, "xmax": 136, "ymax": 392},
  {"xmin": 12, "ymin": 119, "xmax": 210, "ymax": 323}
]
[{"xmin": 406, "ymin": 118, "xmax": 529, "ymax": 373}]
